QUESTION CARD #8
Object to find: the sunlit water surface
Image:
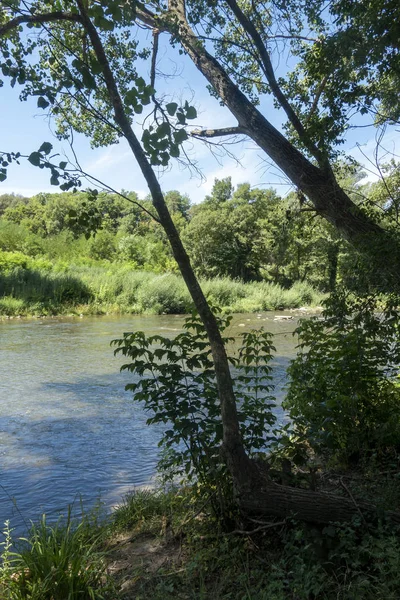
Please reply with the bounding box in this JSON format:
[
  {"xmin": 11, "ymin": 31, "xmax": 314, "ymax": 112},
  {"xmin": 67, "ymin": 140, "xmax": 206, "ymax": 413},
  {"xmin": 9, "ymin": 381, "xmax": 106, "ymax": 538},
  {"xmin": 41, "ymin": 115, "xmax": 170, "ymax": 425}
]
[{"xmin": 0, "ymin": 311, "xmax": 304, "ymax": 533}]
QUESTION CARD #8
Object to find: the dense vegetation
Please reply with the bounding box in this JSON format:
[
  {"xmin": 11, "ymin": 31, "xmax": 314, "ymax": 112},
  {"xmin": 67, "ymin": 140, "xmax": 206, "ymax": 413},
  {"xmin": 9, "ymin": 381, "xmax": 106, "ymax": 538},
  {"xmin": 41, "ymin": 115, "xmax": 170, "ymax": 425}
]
[{"xmin": 1, "ymin": 163, "xmax": 397, "ymax": 316}]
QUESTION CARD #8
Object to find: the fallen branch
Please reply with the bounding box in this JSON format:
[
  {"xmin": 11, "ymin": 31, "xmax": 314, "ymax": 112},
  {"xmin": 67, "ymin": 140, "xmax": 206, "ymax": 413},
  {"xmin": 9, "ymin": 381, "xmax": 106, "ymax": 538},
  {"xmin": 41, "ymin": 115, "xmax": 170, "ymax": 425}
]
[{"xmin": 227, "ymin": 520, "xmax": 286, "ymax": 536}]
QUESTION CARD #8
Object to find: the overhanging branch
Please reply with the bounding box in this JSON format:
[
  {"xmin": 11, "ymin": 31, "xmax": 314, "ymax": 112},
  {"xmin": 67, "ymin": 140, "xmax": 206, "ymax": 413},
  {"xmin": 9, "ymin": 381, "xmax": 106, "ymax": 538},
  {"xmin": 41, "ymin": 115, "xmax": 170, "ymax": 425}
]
[
  {"xmin": 191, "ymin": 126, "xmax": 246, "ymax": 138},
  {"xmin": 223, "ymin": 0, "xmax": 324, "ymax": 163},
  {"xmin": 0, "ymin": 12, "xmax": 82, "ymax": 36}
]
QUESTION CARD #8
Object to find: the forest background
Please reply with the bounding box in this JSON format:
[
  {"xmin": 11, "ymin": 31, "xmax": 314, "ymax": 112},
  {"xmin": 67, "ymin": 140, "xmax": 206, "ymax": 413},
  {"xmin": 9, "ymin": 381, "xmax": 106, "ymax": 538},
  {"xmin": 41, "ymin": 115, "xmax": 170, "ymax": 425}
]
[{"xmin": 1, "ymin": 162, "xmax": 397, "ymax": 316}]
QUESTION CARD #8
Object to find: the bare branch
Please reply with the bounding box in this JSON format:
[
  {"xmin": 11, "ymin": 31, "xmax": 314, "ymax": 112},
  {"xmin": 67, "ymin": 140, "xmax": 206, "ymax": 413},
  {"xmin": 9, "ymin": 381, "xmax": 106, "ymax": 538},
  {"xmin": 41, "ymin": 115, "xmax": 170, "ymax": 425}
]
[
  {"xmin": 305, "ymin": 75, "xmax": 329, "ymax": 125},
  {"xmin": 135, "ymin": 5, "xmax": 164, "ymax": 31},
  {"xmin": 223, "ymin": 0, "xmax": 324, "ymax": 163},
  {"xmin": 267, "ymin": 34, "xmax": 318, "ymax": 42},
  {"xmin": 226, "ymin": 520, "xmax": 286, "ymax": 536},
  {"xmin": 150, "ymin": 28, "xmax": 160, "ymax": 92},
  {"xmin": 191, "ymin": 126, "xmax": 246, "ymax": 138}
]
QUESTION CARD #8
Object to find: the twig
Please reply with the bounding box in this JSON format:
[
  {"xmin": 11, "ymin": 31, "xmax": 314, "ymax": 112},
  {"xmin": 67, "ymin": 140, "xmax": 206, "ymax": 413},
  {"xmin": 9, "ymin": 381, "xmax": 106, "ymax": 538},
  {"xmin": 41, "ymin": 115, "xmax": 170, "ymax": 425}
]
[
  {"xmin": 226, "ymin": 520, "xmax": 286, "ymax": 535},
  {"xmin": 339, "ymin": 477, "xmax": 368, "ymax": 526}
]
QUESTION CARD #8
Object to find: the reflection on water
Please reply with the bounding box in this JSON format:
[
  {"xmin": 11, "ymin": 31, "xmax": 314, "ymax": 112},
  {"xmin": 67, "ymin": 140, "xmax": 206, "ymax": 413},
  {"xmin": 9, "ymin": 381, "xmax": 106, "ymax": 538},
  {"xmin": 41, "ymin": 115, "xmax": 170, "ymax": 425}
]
[{"xmin": 0, "ymin": 311, "xmax": 303, "ymax": 532}]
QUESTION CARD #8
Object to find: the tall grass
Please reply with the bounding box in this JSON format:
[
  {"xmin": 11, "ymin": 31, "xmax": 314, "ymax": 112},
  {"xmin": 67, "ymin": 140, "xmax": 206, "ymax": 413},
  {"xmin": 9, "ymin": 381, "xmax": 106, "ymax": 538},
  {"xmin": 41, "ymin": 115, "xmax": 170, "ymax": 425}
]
[
  {"xmin": 0, "ymin": 512, "xmax": 113, "ymax": 600},
  {"xmin": 0, "ymin": 268, "xmax": 92, "ymax": 315},
  {"xmin": 0, "ymin": 258, "xmax": 324, "ymax": 317}
]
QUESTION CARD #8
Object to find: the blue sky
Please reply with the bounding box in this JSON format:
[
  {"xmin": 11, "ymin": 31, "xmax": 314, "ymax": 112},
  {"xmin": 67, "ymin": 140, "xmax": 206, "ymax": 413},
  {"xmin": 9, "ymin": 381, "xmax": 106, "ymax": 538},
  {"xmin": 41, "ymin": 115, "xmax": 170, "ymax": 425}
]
[{"xmin": 1, "ymin": 27, "xmax": 399, "ymax": 203}]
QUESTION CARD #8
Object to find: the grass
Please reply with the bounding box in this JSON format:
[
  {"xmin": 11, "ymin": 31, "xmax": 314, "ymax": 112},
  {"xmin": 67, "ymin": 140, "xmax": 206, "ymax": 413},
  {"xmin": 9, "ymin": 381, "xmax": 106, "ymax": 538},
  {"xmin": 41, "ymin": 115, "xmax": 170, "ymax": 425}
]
[
  {"xmin": 0, "ymin": 258, "xmax": 324, "ymax": 318},
  {"xmin": 0, "ymin": 510, "xmax": 115, "ymax": 600},
  {"xmin": 3, "ymin": 477, "xmax": 400, "ymax": 599},
  {"xmin": 106, "ymin": 480, "xmax": 400, "ymax": 600}
]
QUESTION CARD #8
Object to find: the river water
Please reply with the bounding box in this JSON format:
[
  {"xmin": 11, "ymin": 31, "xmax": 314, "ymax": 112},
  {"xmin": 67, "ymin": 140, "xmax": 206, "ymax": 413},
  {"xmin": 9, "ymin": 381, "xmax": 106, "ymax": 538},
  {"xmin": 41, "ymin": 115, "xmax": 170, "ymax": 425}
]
[{"xmin": 0, "ymin": 311, "xmax": 303, "ymax": 533}]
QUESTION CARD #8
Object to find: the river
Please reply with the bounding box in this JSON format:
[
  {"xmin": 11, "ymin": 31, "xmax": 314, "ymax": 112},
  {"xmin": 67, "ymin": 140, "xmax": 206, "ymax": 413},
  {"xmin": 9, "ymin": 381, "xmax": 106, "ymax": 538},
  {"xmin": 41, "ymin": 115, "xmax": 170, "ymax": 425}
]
[{"xmin": 0, "ymin": 311, "xmax": 304, "ymax": 533}]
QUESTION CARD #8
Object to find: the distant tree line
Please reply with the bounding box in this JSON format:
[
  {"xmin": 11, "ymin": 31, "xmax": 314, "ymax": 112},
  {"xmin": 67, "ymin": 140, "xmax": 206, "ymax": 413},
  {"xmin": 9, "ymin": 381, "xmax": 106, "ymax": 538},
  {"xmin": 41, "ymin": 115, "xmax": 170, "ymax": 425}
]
[{"xmin": 1, "ymin": 161, "xmax": 398, "ymax": 293}]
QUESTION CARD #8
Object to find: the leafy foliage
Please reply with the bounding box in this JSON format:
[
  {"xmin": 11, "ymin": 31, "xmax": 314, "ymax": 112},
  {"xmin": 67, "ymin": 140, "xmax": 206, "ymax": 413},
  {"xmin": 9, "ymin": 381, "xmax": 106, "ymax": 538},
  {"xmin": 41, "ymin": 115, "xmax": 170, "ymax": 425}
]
[
  {"xmin": 285, "ymin": 291, "xmax": 400, "ymax": 460},
  {"xmin": 113, "ymin": 312, "xmax": 276, "ymax": 486}
]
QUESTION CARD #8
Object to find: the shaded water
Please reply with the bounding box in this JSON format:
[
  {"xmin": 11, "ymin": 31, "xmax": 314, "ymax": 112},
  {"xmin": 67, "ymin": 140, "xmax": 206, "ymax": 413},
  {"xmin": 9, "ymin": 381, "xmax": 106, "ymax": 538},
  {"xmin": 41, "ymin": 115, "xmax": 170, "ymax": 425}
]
[{"xmin": 0, "ymin": 311, "xmax": 303, "ymax": 532}]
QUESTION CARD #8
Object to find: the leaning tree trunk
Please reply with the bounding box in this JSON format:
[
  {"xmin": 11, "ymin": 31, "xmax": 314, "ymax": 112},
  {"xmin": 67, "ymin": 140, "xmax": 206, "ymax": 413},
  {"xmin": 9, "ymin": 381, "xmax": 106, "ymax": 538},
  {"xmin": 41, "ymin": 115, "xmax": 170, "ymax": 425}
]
[{"xmin": 159, "ymin": 0, "xmax": 400, "ymax": 291}]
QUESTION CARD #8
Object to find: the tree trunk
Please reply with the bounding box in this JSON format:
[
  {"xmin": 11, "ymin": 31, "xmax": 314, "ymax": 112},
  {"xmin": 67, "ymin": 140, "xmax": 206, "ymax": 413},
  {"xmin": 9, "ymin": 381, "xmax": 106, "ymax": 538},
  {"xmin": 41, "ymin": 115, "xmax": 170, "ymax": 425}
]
[
  {"xmin": 238, "ymin": 474, "xmax": 400, "ymax": 525},
  {"xmin": 77, "ymin": 0, "xmax": 255, "ymax": 487},
  {"xmin": 81, "ymin": 4, "xmax": 400, "ymax": 525}
]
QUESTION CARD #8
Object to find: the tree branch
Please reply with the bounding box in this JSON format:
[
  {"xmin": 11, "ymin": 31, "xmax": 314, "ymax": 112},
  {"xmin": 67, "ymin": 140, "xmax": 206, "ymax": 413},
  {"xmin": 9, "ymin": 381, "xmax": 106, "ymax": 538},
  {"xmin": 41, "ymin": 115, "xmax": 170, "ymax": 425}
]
[
  {"xmin": 191, "ymin": 126, "xmax": 246, "ymax": 138},
  {"xmin": 135, "ymin": 5, "xmax": 164, "ymax": 30},
  {"xmin": 0, "ymin": 12, "xmax": 82, "ymax": 36},
  {"xmin": 305, "ymin": 75, "xmax": 329, "ymax": 125},
  {"xmin": 223, "ymin": 0, "xmax": 324, "ymax": 163},
  {"xmin": 150, "ymin": 28, "xmax": 160, "ymax": 92}
]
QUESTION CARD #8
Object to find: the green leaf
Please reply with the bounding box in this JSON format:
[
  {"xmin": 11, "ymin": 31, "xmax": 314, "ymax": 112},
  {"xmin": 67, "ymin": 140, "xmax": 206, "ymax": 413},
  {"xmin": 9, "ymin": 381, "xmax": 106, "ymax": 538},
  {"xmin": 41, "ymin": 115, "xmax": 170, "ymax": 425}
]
[
  {"xmin": 38, "ymin": 142, "xmax": 53, "ymax": 155},
  {"xmin": 173, "ymin": 129, "xmax": 188, "ymax": 144},
  {"xmin": 28, "ymin": 152, "xmax": 41, "ymax": 166},
  {"xmin": 157, "ymin": 122, "xmax": 171, "ymax": 138},
  {"xmin": 125, "ymin": 88, "xmax": 138, "ymax": 106},
  {"xmin": 176, "ymin": 111, "xmax": 186, "ymax": 125},
  {"xmin": 37, "ymin": 96, "xmax": 50, "ymax": 110},
  {"xmin": 166, "ymin": 102, "xmax": 178, "ymax": 116},
  {"xmin": 98, "ymin": 16, "xmax": 115, "ymax": 31},
  {"xmin": 185, "ymin": 105, "xmax": 197, "ymax": 119},
  {"xmin": 81, "ymin": 68, "xmax": 97, "ymax": 90}
]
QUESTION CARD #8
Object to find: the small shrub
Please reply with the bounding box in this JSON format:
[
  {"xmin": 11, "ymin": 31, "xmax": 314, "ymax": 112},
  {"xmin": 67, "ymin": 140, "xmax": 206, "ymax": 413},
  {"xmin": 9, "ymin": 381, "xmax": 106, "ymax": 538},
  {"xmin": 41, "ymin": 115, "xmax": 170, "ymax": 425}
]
[
  {"xmin": 0, "ymin": 251, "xmax": 29, "ymax": 272},
  {"xmin": 260, "ymin": 282, "xmax": 286, "ymax": 310},
  {"xmin": 0, "ymin": 296, "xmax": 26, "ymax": 315},
  {"xmin": 284, "ymin": 291, "xmax": 400, "ymax": 460},
  {"xmin": 113, "ymin": 312, "xmax": 276, "ymax": 502},
  {"xmin": 201, "ymin": 277, "xmax": 247, "ymax": 308},
  {"xmin": 135, "ymin": 273, "xmax": 191, "ymax": 314}
]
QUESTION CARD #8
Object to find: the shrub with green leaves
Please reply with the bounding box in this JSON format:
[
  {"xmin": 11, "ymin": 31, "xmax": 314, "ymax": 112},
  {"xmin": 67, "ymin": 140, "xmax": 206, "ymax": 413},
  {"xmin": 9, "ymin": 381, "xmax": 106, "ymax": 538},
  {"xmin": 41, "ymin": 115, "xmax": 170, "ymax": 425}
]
[
  {"xmin": 284, "ymin": 291, "xmax": 400, "ymax": 460},
  {"xmin": 113, "ymin": 312, "xmax": 276, "ymax": 490},
  {"xmin": 0, "ymin": 251, "xmax": 29, "ymax": 272}
]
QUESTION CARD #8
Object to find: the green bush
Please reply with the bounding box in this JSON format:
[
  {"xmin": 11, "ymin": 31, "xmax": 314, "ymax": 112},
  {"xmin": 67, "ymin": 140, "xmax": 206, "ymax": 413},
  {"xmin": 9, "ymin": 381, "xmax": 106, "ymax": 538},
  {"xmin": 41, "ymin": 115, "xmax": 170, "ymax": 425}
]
[
  {"xmin": 113, "ymin": 312, "xmax": 276, "ymax": 498},
  {"xmin": 0, "ymin": 220, "xmax": 29, "ymax": 253},
  {"xmin": 0, "ymin": 296, "xmax": 26, "ymax": 315},
  {"xmin": 89, "ymin": 231, "xmax": 117, "ymax": 261},
  {"xmin": 284, "ymin": 280, "xmax": 320, "ymax": 307},
  {"xmin": 135, "ymin": 273, "xmax": 191, "ymax": 314},
  {"xmin": 0, "ymin": 251, "xmax": 52, "ymax": 274},
  {"xmin": 201, "ymin": 277, "xmax": 247, "ymax": 308},
  {"xmin": 284, "ymin": 291, "xmax": 400, "ymax": 460},
  {"xmin": 0, "ymin": 251, "xmax": 29, "ymax": 272}
]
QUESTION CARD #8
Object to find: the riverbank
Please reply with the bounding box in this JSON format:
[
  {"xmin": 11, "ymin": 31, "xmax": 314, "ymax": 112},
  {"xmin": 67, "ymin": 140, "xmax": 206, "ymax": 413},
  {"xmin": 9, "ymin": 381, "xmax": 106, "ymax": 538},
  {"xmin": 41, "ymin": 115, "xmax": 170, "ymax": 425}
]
[
  {"xmin": 0, "ymin": 263, "xmax": 324, "ymax": 318},
  {"xmin": 3, "ymin": 475, "xmax": 400, "ymax": 600}
]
